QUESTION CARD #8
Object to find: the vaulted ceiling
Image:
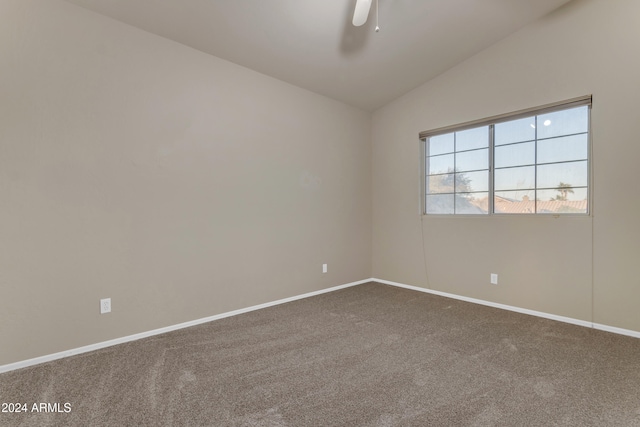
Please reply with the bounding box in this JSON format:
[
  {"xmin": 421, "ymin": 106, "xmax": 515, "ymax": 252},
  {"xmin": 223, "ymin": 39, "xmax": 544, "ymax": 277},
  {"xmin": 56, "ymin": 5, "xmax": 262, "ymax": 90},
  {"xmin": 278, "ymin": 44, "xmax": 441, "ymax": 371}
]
[{"xmin": 64, "ymin": 0, "xmax": 574, "ymax": 111}]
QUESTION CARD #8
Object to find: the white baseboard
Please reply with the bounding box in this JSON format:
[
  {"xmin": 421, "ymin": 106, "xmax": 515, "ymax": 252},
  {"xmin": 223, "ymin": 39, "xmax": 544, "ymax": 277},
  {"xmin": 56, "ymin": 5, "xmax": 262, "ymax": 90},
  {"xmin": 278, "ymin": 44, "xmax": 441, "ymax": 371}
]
[
  {"xmin": 592, "ymin": 322, "xmax": 640, "ymax": 338},
  {"xmin": 373, "ymin": 278, "xmax": 640, "ymax": 339},
  {"xmin": 3, "ymin": 277, "xmax": 639, "ymax": 374},
  {"xmin": 0, "ymin": 279, "xmax": 370, "ymax": 374}
]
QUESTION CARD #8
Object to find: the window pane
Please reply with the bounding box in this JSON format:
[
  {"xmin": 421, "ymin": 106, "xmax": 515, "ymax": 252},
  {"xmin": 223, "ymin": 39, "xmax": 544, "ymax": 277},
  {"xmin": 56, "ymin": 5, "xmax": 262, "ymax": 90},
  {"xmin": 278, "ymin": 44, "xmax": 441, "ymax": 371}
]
[
  {"xmin": 494, "ymin": 166, "xmax": 535, "ymax": 191},
  {"xmin": 494, "ymin": 141, "xmax": 535, "ymax": 168},
  {"xmin": 458, "ymin": 170, "xmax": 489, "ymax": 193},
  {"xmin": 495, "ymin": 116, "xmax": 535, "ymax": 146},
  {"xmin": 427, "ymin": 174, "xmax": 454, "ymax": 194},
  {"xmin": 537, "ymin": 188, "xmax": 588, "ymax": 214},
  {"xmin": 427, "ymin": 154, "xmax": 454, "ymax": 175},
  {"xmin": 428, "ymin": 133, "xmax": 454, "ymax": 156},
  {"xmin": 538, "ymin": 187, "xmax": 588, "ymax": 202},
  {"xmin": 426, "ymin": 194, "xmax": 454, "ymax": 214},
  {"xmin": 537, "ymin": 106, "xmax": 589, "ymax": 139},
  {"xmin": 494, "ymin": 190, "xmax": 536, "ymax": 214},
  {"xmin": 456, "ymin": 193, "xmax": 489, "ymax": 214},
  {"xmin": 456, "ymin": 126, "xmax": 489, "ymax": 151},
  {"xmin": 537, "ymin": 161, "xmax": 588, "ymax": 189},
  {"xmin": 456, "ymin": 148, "xmax": 488, "ymax": 172},
  {"xmin": 537, "ymin": 134, "xmax": 588, "ymax": 164}
]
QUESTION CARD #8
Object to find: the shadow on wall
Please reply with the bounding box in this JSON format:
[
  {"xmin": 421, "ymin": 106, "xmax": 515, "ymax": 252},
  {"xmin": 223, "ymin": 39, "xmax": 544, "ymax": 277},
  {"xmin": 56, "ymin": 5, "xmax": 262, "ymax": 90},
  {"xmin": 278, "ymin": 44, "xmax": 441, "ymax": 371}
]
[{"xmin": 340, "ymin": 0, "xmax": 375, "ymax": 56}]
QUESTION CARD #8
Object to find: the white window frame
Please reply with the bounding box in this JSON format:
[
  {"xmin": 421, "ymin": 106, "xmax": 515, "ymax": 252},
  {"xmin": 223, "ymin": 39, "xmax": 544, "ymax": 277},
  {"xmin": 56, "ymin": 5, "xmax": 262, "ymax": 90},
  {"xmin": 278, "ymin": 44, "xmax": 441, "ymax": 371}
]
[{"xmin": 420, "ymin": 96, "xmax": 592, "ymax": 216}]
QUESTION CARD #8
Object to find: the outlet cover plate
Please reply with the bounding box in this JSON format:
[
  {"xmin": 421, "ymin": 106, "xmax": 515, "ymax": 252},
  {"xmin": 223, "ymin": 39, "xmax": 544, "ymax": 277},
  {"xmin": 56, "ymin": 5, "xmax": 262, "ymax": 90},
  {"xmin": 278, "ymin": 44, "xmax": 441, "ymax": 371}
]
[
  {"xmin": 100, "ymin": 298, "xmax": 111, "ymax": 314},
  {"xmin": 490, "ymin": 274, "xmax": 498, "ymax": 285}
]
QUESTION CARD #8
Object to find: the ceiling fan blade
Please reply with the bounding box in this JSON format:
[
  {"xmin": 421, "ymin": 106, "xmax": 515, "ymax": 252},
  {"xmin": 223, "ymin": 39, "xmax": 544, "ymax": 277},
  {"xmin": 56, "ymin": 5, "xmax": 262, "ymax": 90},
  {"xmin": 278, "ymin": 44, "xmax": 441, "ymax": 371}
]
[{"xmin": 352, "ymin": 0, "xmax": 372, "ymax": 26}]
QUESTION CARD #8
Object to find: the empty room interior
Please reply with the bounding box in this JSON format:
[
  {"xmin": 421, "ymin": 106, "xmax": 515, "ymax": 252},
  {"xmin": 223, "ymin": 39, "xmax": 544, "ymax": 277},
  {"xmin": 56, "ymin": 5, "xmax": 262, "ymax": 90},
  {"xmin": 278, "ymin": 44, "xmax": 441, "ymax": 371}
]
[{"xmin": 2, "ymin": 0, "xmax": 640, "ymax": 425}]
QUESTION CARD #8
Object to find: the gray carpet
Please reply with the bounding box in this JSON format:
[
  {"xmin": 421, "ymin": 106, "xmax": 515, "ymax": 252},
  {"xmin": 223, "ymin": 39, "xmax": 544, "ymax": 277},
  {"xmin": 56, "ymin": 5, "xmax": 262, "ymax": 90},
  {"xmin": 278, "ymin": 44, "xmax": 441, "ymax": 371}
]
[{"xmin": 1, "ymin": 282, "xmax": 640, "ymax": 426}]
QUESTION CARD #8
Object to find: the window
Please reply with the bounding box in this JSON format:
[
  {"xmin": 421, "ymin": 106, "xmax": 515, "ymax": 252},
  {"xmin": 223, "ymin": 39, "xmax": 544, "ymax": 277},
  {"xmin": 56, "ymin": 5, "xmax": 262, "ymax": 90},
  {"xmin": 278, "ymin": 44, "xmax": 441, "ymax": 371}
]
[
  {"xmin": 422, "ymin": 97, "xmax": 591, "ymax": 215},
  {"xmin": 425, "ymin": 127, "xmax": 490, "ymax": 214}
]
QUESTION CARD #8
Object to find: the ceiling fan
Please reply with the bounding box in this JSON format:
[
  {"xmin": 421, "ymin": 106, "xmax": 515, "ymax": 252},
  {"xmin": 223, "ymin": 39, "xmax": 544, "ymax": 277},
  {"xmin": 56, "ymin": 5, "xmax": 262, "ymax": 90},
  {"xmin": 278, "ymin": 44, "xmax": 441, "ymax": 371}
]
[{"xmin": 352, "ymin": 0, "xmax": 379, "ymax": 31}]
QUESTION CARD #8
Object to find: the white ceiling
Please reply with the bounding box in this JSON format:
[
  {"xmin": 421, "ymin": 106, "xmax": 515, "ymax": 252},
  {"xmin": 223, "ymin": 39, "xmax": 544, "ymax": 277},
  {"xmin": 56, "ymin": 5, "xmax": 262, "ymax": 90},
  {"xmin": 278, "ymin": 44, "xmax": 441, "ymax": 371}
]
[{"xmin": 64, "ymin": 0, "xmax": 573, "ymax": 111}]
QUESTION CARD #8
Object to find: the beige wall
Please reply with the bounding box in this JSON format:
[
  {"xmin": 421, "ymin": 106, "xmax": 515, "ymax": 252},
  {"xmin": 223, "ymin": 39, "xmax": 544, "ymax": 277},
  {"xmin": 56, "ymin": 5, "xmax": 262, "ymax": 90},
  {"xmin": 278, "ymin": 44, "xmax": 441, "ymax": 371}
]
[
  {"xmin": 372, "ymin": 0, "xmax": 640, "ymax": 331},
  {"xmin": 0, "ymin": 0, "xmax": 371, "ymax": 366}
]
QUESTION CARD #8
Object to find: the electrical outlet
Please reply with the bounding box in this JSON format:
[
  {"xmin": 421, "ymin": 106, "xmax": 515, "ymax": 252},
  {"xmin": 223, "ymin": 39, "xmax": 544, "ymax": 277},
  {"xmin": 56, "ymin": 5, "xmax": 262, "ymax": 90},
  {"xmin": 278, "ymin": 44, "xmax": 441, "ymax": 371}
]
[
  {"xmin": 490, "ymin": 274, "xmax": 498, "ymax": 285},
  {"xmin": 100, "ymin": 298, "xmax": 111, "ymax": 314},
  {"xmin": 322, "ymin": 263, "xmax": 328, "ymax": 273}
]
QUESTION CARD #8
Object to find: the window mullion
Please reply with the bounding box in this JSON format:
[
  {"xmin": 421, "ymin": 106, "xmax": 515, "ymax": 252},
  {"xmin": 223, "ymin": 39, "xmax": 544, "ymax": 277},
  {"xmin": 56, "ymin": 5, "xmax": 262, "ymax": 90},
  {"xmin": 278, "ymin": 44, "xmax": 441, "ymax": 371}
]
[
  {"xmin": 489, "ymin": 124, "xmax": 495, "ymax": 214},
  {"xmin": 453, "ymin": 132, "xmax": 457, "ymax": 214},
  {"xmin": 534, "ymin": 116, "xmax": 538, "ymax": 214},
  {"xmin": 424, "ymin": 139, "xmax": 428, "ymax": 214}
]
